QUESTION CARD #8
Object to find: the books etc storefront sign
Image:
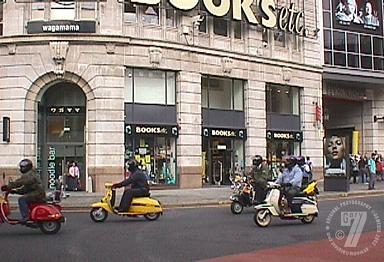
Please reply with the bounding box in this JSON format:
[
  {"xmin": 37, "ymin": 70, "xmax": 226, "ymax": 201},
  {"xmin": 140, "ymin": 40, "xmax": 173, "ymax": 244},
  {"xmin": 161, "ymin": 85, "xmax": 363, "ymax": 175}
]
[{"xmin": 131, "ymin": 0, "xmax": 307, "ymax": 36}]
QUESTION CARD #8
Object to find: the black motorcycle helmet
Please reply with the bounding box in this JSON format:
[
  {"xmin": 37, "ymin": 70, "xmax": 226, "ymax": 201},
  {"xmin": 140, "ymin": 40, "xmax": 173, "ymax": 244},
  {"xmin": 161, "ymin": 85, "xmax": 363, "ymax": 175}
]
[
  {"xmin": 252, "ymin": 155, "xmax": 263, "ymax": 167},
  {"xmin": 126, "ymin": 158, "xmax": 139, "ymax": 172},
  {"xmin": 19, "ymin": 159, "xmax": 33, "ymax": 174},
  {"xmin": 286, "ymin": 156, "xmax": 297, "ymax": 170},
  {"xmin": 296, "ymin": 156, "xmax": 305, "ymax": 166}
]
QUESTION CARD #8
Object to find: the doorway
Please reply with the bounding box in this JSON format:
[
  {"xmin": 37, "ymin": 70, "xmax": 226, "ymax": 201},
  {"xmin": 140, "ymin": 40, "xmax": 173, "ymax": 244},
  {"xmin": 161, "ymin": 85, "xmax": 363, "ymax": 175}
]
[
  {"xmin": 203, "ymin": 138, "xmax": 244, "ymax": 185},
  {"xmin": 38, "ymin": 82, "xmax": 86, "ymax": 191}
]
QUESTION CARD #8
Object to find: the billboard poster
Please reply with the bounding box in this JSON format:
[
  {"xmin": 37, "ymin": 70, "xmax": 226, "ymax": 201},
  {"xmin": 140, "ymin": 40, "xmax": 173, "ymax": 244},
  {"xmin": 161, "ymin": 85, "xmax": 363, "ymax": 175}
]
[
  {"xmin": 324, "ymin": 134, "xmax": 351, "ymax": 177},
  {"xmin": 333, "ymin": 0, "xmax": 383, "ymax": 35}
]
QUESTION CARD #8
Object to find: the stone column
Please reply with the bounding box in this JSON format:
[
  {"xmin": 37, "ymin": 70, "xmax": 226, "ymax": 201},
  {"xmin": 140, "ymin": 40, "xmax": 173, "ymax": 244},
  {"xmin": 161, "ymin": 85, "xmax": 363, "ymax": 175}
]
[{"xmin": 177, "ymin": 71, "xmax": 202, "ymax": 188}]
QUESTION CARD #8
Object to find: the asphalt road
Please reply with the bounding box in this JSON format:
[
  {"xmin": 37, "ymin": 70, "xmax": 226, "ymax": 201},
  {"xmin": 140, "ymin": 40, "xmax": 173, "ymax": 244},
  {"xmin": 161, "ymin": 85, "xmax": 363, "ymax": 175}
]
[{"xmin": 1, "ymin": 196, "xmax": 383, "ymax": 262}]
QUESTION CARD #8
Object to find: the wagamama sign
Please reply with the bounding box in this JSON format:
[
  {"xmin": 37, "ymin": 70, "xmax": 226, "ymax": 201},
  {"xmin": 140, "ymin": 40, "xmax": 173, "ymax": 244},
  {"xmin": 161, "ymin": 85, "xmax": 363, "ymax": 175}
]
[{"xmin": 131, "ymin": 0, "xmax": 306, "ymax": 36}]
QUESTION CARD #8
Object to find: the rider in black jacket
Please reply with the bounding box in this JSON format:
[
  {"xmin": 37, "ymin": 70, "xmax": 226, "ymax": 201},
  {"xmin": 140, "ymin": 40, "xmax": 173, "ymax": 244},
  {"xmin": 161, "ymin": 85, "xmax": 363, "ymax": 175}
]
[{"xmin": 112, "ymin": 159, "xmax": 150, "ymax": 212}]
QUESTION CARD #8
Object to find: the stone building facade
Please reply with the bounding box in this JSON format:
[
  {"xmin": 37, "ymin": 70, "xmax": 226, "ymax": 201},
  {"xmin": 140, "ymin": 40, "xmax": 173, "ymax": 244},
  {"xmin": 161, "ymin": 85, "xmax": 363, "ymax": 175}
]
[{"xmin": 0, "ymin": 0, "xmax": 323, "ymax": 192}]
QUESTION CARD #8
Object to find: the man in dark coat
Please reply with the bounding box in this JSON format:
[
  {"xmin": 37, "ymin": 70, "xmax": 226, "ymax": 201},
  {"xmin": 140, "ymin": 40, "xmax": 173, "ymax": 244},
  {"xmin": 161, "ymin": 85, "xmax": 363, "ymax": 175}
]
[
  {"xmin": 112, "ymin": 159, "xmax": 150, "ymax": 212},
  {"xmin": 250, "ymin": 155, "xmax": 269, "ymax": 204},
  {"xmin": 2, "ymin": 159, "xmax": 46, "ymax": 222}
]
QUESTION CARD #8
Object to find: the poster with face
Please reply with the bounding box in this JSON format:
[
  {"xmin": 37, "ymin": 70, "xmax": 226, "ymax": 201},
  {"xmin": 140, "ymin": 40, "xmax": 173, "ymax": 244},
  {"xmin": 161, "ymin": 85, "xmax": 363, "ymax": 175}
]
[
  {"xmin": 324, "ymin": 135, "xmax": 348, "ymax": 176},
  {"xmin": 333, "ymin": 0, "xmax": 382, "ymax": 34}
]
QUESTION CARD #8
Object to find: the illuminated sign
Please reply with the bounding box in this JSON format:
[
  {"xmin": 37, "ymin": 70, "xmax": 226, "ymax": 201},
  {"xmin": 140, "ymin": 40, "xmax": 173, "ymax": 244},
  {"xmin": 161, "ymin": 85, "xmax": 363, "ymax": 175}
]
[
  {"xmin": 27, "ymin": 20, "xmax": 96, "ymax": 34},
  {"xmin": 47, "ymin": 106, "xmax": 84, "ymax": 115},
  {"xmin": 47, "ymin": 146, "xmax": 56, "ymax": 190},
  {"xmin": 126, "ymin": 124, "xmax": 178, "ymax": 136},
  {"xmin": 203, "ymin": 127, "xmax": 247, "ymax": 140},
  {"xmin": 266, "ymin": 130, "xmax": 302, "ymax": 142},
  {"xmin": 129, "ymin": 0, "xmax": 306, "ymax": 36}
]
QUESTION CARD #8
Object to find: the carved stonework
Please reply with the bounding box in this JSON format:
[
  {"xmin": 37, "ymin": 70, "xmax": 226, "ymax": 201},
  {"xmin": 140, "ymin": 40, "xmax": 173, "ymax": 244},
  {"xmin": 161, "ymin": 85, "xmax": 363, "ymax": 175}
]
[
  {"xmin": 106, "ymin": 43, "xmax": 116, "ymax": 54},
  {"xmin": 222, "ymin": 57, "xmax": 233, "ymax": 74},
  {"xmin": 8, "ymin": 44, "xmax": 16, "ymax": 55},
  {"xmin": 149, "ymin": 47, "xmax": 162, "ymax": 68},
  {"xmin": 50, "ymin": 41, "xmax": 69, "ymax": 76},
  {"xmin": 282, "ymin": 67, "xmax": 292, "ymax": 82}
]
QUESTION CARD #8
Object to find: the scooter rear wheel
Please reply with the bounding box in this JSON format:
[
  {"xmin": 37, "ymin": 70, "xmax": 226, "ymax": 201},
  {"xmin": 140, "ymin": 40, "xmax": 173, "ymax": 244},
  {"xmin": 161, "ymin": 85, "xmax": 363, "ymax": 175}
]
[
  {"xmin": 90, "ymin": 208, "xmax": 108, "ymax": 223},
  {"xmin": 144, "ymin": 213, "xmax": 160, "ymax": 221},
  {"xmin": 254, "ymin": 209, "xmax": 272, "ymax": 227},
  {"xmin": 301, "ymin": 215, "xmax": 315, "ymax": 224},
  {"xmin": 230, "ymin": 201, "xmax": 244, "ymax": 214},
  {"xmin": 39, "ymin": 221, "xmax": 61, "ymax": 234}
]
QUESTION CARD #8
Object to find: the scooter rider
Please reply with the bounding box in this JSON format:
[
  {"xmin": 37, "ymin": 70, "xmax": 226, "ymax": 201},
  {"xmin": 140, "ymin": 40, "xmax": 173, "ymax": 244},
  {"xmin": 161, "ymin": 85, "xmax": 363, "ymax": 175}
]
[
  {"xmin": 275, "ymin": 156, "xmax": 303, "ymax": 213},
  {"xmin": 250, "ymin": 155, "xmax": 269, "ymax": 204},
  {"xmin": 112, "ymin": 159, "xmax": 150, "ymax": 213},
  {"xmin": 296, "ymin": 156, "xmax": 310, "ymax": 187},
  {"xmin": 1, "ymin": 159, "xmax": 46, "ymax": 223}
]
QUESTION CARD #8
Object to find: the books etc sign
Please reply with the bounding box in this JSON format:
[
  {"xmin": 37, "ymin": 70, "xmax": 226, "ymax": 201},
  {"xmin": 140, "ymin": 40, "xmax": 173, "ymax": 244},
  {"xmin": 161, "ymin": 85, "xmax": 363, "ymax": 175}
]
[{"xmin": 131, "ymin": 0, "xmax": 306, "ymax": 36}]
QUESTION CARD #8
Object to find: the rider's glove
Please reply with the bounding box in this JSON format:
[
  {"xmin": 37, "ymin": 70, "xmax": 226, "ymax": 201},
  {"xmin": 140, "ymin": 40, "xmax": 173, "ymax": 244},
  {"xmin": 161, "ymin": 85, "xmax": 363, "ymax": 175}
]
[{"xmin": 112, "ymin": 183, "xmax": 122, "ymax": 189}]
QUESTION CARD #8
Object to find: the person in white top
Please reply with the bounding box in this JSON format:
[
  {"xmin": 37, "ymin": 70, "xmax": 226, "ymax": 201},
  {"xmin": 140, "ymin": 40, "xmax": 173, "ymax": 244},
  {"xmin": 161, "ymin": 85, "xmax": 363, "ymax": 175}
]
[{"xmin": 68, "ymin": 161, "xmax": 80, "ymax": 191}]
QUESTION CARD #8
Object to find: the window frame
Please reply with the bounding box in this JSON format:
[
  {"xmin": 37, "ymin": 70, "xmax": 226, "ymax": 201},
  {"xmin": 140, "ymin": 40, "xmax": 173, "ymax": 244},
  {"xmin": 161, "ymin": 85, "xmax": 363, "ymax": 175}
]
[{"xmin": 125, "ymin": 68, "xmax": 176, "ymax": 106}]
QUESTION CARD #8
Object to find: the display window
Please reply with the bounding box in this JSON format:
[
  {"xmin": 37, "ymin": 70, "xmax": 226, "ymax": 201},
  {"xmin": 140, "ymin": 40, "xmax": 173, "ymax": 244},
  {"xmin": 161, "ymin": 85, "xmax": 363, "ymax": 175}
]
[{"xmin": 125, "ymin": 125, "xmax": 177, "ymax": 186}]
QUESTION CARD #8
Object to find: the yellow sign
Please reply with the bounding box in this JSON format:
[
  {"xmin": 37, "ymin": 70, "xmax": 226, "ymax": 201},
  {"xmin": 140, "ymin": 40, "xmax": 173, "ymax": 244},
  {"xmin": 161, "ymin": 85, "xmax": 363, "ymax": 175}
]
[{"xmin": 352, "ymin": 131, "xmax": 359, "ymax": 155}]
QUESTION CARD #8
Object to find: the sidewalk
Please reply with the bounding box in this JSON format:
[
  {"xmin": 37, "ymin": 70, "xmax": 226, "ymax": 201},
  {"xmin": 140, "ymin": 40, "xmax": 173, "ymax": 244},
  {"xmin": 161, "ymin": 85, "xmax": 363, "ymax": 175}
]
[{"xmin": 8, "ymin": 180, "xmax": 384, "ymax": 210}]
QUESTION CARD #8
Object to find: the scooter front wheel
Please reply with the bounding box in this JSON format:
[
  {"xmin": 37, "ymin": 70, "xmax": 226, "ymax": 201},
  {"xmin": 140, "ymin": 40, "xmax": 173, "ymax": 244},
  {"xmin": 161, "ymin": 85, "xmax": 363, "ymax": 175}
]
[
  {"xmin": 144, "ymin": 213, "xmax": 160, "ymax": 221},
  {"xmin": 254, "ymin": 209, "xmax": 272, "ymax": 227},
  {"xmin": 230, "ymin": 201, "xmax": 244, "ymax": 214},
  {"xmin": 39, "ymin": 221, "xmax": 61, "ymax": 234},
  {"xmin": 90, "ymin": 208, "xmax": 108, "ymax": 223}
]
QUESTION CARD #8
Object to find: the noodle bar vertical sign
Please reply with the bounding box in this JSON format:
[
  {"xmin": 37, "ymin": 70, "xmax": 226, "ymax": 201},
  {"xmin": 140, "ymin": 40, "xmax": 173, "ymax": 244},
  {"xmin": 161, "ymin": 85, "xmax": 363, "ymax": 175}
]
[{"xmin": 47, "ymin": 146, "xmax": 56, "ymax": 190}]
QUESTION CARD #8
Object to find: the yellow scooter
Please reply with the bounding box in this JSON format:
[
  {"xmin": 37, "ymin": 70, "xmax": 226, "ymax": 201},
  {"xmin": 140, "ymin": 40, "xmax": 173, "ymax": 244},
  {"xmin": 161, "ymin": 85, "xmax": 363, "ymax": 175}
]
[{"xmin": 90, "ymin": 183, "xmax": 163, "ymax": 222}]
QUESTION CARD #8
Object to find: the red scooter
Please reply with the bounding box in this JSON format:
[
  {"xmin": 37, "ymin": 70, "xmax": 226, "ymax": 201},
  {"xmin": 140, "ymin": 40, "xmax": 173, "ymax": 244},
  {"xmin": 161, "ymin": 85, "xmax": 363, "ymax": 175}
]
[{"xmin": 0, "ymin": 186, "xmax": 65, "ymax": 234}]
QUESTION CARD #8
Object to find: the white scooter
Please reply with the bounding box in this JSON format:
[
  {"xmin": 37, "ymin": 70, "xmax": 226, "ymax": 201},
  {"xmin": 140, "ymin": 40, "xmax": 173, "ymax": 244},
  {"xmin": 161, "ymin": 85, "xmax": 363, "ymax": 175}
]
[{"xmin": 254, "ymin": 181, "xmax": 319, "ymax": 227}]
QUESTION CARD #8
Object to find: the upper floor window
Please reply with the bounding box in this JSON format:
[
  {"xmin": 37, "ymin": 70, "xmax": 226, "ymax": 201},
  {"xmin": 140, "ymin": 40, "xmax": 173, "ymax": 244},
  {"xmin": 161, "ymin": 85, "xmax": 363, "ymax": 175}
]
[
  {"xmin": 202, "ymin": 76, "xmax": 244, "ymax": 111},
  {"xmin": 143, "ymin": 4, "xmax": 160, "ymax": 25},
  {"xmin": 51, "ymin": 2, "xmax": 75, "ymax": 20},
  {"xmin": 213, "ymin": 17, "xmax": 228, "ymax": 36},
  {"xmin": 31, "ymin": 2, "xmax": 45, "ymax": 21},
  {"xmin": 0, "ymin": 4, "xmax": 3, "ymax": 36},
  {"xmin": 266, "ymin": 84, "xmax": 300, "ymax": 115},
  {"xmin": 165, "ymin": 1, "xmax": 177, "ymax": 27},
  {"xmin": 125, "ymin": 68, "xmax": 176, "ymax": 105},
  {"xmin": 124, "ymin": 2, "xmax": 137, "ymax": 22},
  {"xmin": 81, "ymin": 2, "xmax": 96, "ymax": 20}
]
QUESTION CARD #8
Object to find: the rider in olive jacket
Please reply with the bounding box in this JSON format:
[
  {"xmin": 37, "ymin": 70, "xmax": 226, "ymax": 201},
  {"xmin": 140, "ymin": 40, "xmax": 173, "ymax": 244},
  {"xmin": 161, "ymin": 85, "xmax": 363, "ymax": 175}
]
[
  {"xmin": 251, "ymin": 155, "xmax": 269, "ymax": 203},
  {"xmin": 6, "ymin": 159, "xmax": 46, "ymax": 221}
]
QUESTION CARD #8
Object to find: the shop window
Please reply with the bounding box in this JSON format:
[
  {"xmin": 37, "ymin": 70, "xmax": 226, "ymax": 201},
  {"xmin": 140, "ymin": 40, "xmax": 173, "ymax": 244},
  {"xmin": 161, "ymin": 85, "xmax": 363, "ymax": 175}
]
[
  {"xmin": 373, "ymin": 37, "xmax": 383, "ymax": 56},
  {"xmin": 31, "ymin": 2, "xmax": 45, "ymax": 20},
  {"xmin": 361, "ymin": 55, "xmax": 372, "ymax": 69},
  {"xmin": 125, "ymin": 68, "xmax": 176, "ymax": 105},
  {"xmin": 165, "ymin": 2, "xmax": 177, "ymax": 27},
  {"xmin": 51, "ymin": 2, "xmax": 75, "ymax": 20},
  {"xmin": 80, "ymin": 2, "xmax": 96, "ymax": 20},
  {"xmin": 274, "ymin": 31, "xmax": 285, "ymax": 47},
  {"xmin": 348, "ymin": 54, "xmax": 359, "ymax": 68},
  {"xmin": 125, "ymin": 136, "xmax": 177, "ymax": 185},
  {"xmin": 334, "ymin": 52, "xmax": 346, "ymax": 66},
  {"xmin": 233, "ymin": 21, "xmax": 242, "ymax": 39},
  {"xmin": 143, "ymin": 4, "xmax": 160, "ymax": 25},
  {"xmin": 213, "ymin": 17, "xmax": 228, "ymax": 37},
  {"xmin": 266, "ymin": 84, "xmax": 300, "ymax": 115},
  {"xmin": 0, "ymin": 4, "xmax": 3, "ymax": 36},
  {"xmin": 324, "ymin": 51, "xmax": 332, "ymax": 64},
  {"xmin": 202, "ymin": 76, "xmax": 244, "ymax": 111},
  {"xmin": 198, "ymin": 14, "xmax": 208, "ymax": 33},
  {"xmin": 347, "ymin": 33, "xmax": 358, "ymax": 53},
  {"xmin": 323, "ymin": 11, "xmax": 331, "ymax": 28},
  {"xmin": 333, "ymin": 31, "xmax": 345, "ymax": 51},
  {"xmin": 360, "ymin": 35, "xmax": 371, "ymax": 54},
  {"xmin": 124, "ymin": 2, "xmax": 136, "ymax": 22}
]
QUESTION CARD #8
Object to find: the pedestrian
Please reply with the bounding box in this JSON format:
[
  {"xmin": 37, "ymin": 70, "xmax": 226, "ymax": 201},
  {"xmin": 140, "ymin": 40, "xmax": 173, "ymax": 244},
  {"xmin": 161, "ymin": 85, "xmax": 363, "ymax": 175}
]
[
  {"xmin": 67, "ymin": 161, "xmax": 80, "ymax": 191},
  {"xmin": 368, "ymin": 153, "xmax": 376, "ymax": 190},
  {"xmin": 376, "ymin": 154, "xmax": 383, "ymax": 182},
  {"xmin": 349, "ymin": 154, "xmax": 359, "ymax": 184},
  {"xmin": 359, "ymin": 154, "xmax": 368, "ymax": 184},
  {"xmin": 305, "ymin": 156, "xmax": 313, "ymax": 181}
]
